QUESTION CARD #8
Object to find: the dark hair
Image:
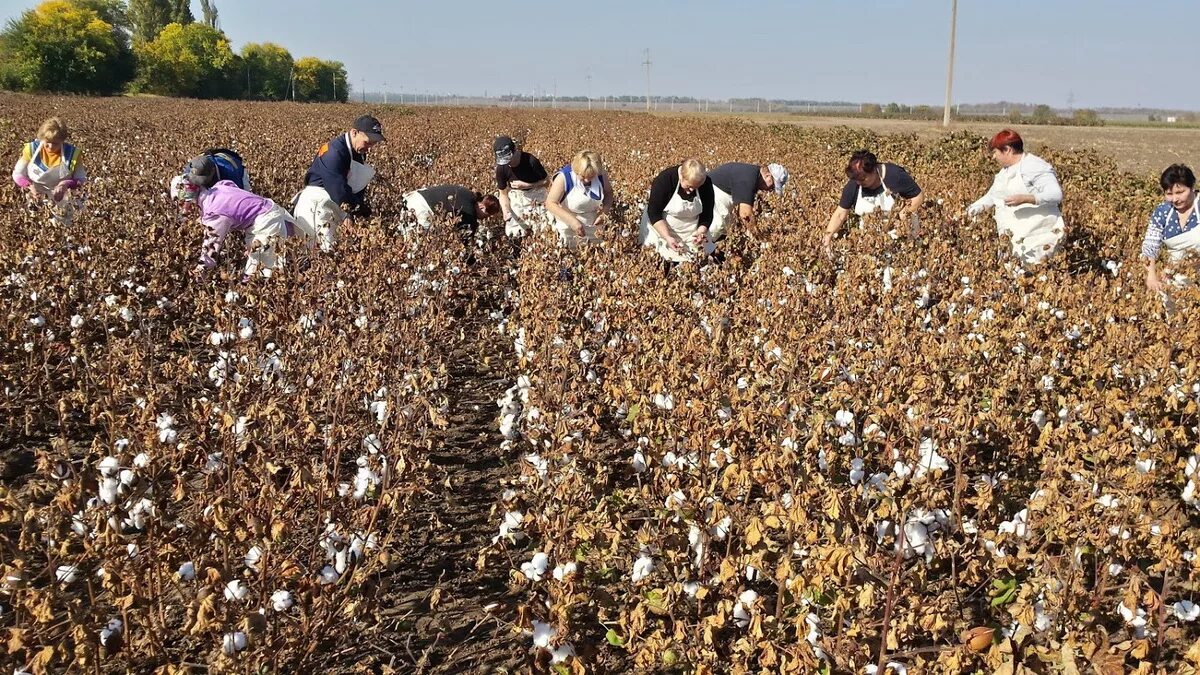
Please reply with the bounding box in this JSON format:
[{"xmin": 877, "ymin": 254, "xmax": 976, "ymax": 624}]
[
  {"xmin": 1160, "ymin": 164, "xmax": 1196, "ymax": 191},
  {"xmin": 186, "ymin": 155, "xmax": 219, "ymax": 188},
  {"xmin": 845, "ymin": 150, "xmax": 878, "ymax": 181},
  {"xmin": 478, "ymin": 194, "xmax": 501, "ymax": 216},
  {"xmin": 989, "ymin": 129, "xmax": 1024, "ymax": 154}
]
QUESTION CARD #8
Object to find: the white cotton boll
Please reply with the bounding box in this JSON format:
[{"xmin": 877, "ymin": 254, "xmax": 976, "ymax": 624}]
[
  {"xmin": 55, "ymin": 565, "xmax": 80, "ymax": 583},
  {"xmin": 244, "ymin": 546, "xmax": 263, "ymax": 572},
  {"xmin": 99, "ymin": 618, "xmax": 123, "ymax": 647},
  {"xmin": 1172, "ymin": 600, "xmax": 1199, "ymax": 622},
  {"xmin": 915, "ymin": 439, "xmax": 949, "ymax": 478},
  {"xmin": 849, "ymin": 458, "xmax": 865, "ymax": 485},
  {"xmin": 552, "ymin": 562, "xmax": 577, "ymax": 581},
  {"xmin": 69, "ymin": 314, "xmax": 84, "ymax": 329},
  {"xmin": 665, "ymin": 489, "xmax": 686, "ymax": 508},
  {"xmin": 579, "ymin": 349, "xmax": 593, "ymax": 364},
  {"xmin": 654, "ymin": 393, "xmax": 675, "ymax": 410},
  {"xmin": 238, "ymin": 325, "xmax": 253, "ymax": 340},
  {"xmin": 818, "ymin": 450, "xmax": 829, "ymax": 473},
  {"xmin": 98, "ymin": 456, "xmax": 120, "ymax": 477},
  {"xmin": 733, "ymin": 590, "xmax": 758, "ymax": 628},
  {"xmin": 354, "ymin": 314, "xmax": 368, "ymax": 329},
  {"xmin": 632, "ymin": 451, "xmax": 647, "ymax": 473},
  {"xmin": 178, "ymin": 561, "xmax": 196, "ymax": 581},
  {"xmin": 893, "ymin": 461, "xmax": 913, "ymax": 479},
  {"xmin": 362, "ymin": 434, "xmax": 382, "ymax": 454},
  {"xmin": 271, "ymin": 589, "xmax": 293, "ymax": 612},
  {"xmin": 550, "ymin": 643, "xmax": 575, "ymax": 663},
  {"xmin": 1041, "ymin": 375, "xmax": 1054, "ymax": 391},
  {"xmin": 710, "ymin": 516, "xmax": 731, "ymax": 541},
  {"xmin": 999, "ymin": 509, "xmax": 1030, "ymax": 539},
  {"xmin": 98, "ymin": 477, "xmax": 120, "ymax": 504},
  {"xmin": 29, "ymin": 315, "xmax": 46, "ymax": 328},
  {"xmin": 224, "ymin": 579, "xmax": 249, "ymax": 602},
  {"xmin": 1108, "ymin": 563, "xmax": 1124, "ymax": 576},
  {"xmin": 132, "ymin": 452, "xmax": 149, "ymax": 468},
  {"xmin": 222, "ymin": 631, "xmax": 248, "ymax": 655},
  {"xmin": 1097, "ymin": 495, "xmax": 1119, "ymax": 509},
  {"xmin": 631, "ymin": 553, "xmax": 654, "ymax": 583},
  {"xmin": 318, "ymin": 565, "xmax": 339, "ymax": 585},
  {"xmin": 834, "ymin": 410, "xmax": 854, "ymax": 428},
  {"xmin": 521, "ymin": 552, "xmax": 549, "ymax": 581},
  {"xmin": 531, "ymin": 620, "xmax": 556, "ymax": 649},
  {"xmin": 118, "ymin": 469, "xmax": 135, "ymax": 487},
  {"xmin": 1031, "ymin": 410, "xmax": 1047, "ymax": 430},
  {"xmin": 838, "ymin": 431, "xmax": 859, "ymax": 446},
  {"xmin": 1186, "ymin": 456, "xmax": 1199, "ymax": 477}
]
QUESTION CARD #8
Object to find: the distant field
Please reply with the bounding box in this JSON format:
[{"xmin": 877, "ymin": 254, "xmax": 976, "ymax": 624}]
[{"xmin": 656, "ymin": 111, "xmax": 1200, "ymax": 176}]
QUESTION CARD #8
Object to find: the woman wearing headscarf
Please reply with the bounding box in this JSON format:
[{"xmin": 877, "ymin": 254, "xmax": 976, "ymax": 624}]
[{"xmin": 967, "ymin": 129, "xmax": 1065, "ymax": 265}]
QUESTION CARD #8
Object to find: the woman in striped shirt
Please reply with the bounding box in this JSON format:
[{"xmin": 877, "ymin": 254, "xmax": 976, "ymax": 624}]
[{"xmin": 1142, "ymin": 164, "xmax": 1198, "ymax": 292}]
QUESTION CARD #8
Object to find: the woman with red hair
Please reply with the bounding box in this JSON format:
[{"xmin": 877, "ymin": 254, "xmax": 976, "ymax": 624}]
[{"xmin": 967, "ymin": 129, "xmax": 1064, "ymax": 265}]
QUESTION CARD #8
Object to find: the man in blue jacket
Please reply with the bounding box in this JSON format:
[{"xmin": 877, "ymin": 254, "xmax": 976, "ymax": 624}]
[{"xmin": 293, "ymin": 115, "xmax": 384, "ymax": 250}]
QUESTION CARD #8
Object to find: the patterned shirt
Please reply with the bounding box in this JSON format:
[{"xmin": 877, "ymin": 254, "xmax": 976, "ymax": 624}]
[{"xmin": 1141, "ymin": 199, "xmax": 1199, "ymax": 260}]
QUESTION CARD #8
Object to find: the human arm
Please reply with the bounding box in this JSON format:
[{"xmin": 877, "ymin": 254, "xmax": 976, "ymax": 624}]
[
  {"xmin": 967, "ymin": 174, "xmax": 1001, "ymax": 216},
  {"xmin": 823, "ymin": 206, "xmax": 851, "ymax": 255},
  {"xmin": 1011, "ymin": 156, "xmax": 1063, "ymax": 207},
  {"xmin": 542, "ymin": 173, "xmax": 582, "ymax": 234},
  {"xmin": 12, "ymin": 144, "xmax": 33, "ymax": 192},
  {"xmin": 198, "ymin": 213, "xmax": 238, "ymax": 271},
  {"xmin": 646, "ymin": 169, "xmax": 684, "ymax": 251},
  {"xmin": 1141, "ymin": 207, "xmax": 1166, "ymax": 291},
  {"xmin": 692, "ymin": 178, "xmax": 715, "ymax": 245}
]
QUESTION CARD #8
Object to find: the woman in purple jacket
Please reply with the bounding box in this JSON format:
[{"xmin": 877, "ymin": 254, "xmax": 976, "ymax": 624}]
[{"xmin": 171, "ymin": 156, "xmax": 298, "ymax": 280}]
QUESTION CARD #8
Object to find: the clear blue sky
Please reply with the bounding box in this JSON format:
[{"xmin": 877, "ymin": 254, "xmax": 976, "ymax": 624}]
[{"xmin": 3, "ymin": 0, "xmax": 1194, "ymax": 110}]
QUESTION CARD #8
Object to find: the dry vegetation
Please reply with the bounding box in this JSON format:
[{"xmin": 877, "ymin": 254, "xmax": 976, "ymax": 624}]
[{"xmin": 2, "ymin": 95, "xmax": 1199, "ymax": 674}]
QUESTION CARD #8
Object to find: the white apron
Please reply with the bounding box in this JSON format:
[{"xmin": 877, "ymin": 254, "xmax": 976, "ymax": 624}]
[
  {"xmin": 508, "ymin": 186, "xmax": 552, "ymax": 234},
  {"xmin": 709, "ymin": 186, "xmax": 735, "ymax": 241},
  {"xmin": 243, "ymin": 203, "xmax": 295, "ymax": 277},
  {"xmin": 402, "ymin": 191, "xmax": 435, "ymax": 227},
  {"xmin": 992, "ymin": 165, "xmax": 1064, "ymax": 266},
  {"xmin": 345, "ymin": 134, "xmax": 376, "ymax": 193},
  {"xmin": 23, "ymin": 142, "xmax": 86, "ymax": 224},
  {"xmin": 639, "ymin": 178, "xmax": 714, "ymax": 262},
  {"xmin": 854, "ymin": 165, "xmax": 896, "ymax": 216},
  {"xmin": 1160, "ymin": 200, "xmax": 1200, "ymax": 285},
  {"xmin": 552, "ymin": 172, "xmax": 603, "ymax": 248}
]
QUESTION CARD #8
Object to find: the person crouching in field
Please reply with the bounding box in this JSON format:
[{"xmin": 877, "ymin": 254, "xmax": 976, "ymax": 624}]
[
  {"xmin": 294, "ymin": 115, "xmax": 384, "ymax": 251},
  {"xmin": 12, "ymin": 117, "xmax": 87, "ymax": 225},
  {"xmin": 183, "ymin": 148, "xmax": 251, "ymax": 191},
  {"xmin": 967, "ymin": 129, "xmax": 1065, "ymax": 266},
  {"xmin": 401, "ymin": 185, "xmax": 502, "ymax": 245},
  {"xmin": 1142, "ymin": 164, "xmax": 1200, "ymax": 292},
  {"xmin": 544, "ymin": 150, "xmax": 613, "ymax": 248},
  {"xmin": 171, "ymin": 159, "xmax": 298, "ymax": 281},
  {"xmin": 823, "ymin": 150, "xmax": 923, "ymax": 257},
  {"xmin": 638, "ymin": 158, "xmax": 716, "ymax": 264},
  {"xmin": 707, "ymin": 161, "xmax": 788, "ymax": 241},
  {"xmin": 494, "ymin": 135, "xmax": 551, "ymax": 237}
]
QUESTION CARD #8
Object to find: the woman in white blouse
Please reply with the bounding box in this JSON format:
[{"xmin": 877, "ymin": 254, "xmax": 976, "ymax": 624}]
[{"xmin": 967, "ymin": 129, "xmax": 1065, "ymax": 266}]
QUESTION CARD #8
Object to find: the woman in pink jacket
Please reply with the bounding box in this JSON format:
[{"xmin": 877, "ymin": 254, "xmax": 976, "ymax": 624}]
[{"xmin": 171, "ymin": 155, "xmax": 299, "ymax": 280}]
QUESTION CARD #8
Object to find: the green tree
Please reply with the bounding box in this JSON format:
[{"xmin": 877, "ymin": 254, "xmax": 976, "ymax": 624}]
[
  {"xmin": 860, "ymin": 103, "xmax": 882, "ymax": 116},
  {"xmin": 169, "ymin": 0, "xmax": 193, "ymax": 24},
  {"xmin": 884, "ymin": 102, "xmax": 901, "ymax": 115},
  {"xmin": 0, "ymin": 0, "xmax": 132, "ymax": 94},
  {"xmin": 128, "ymin": 0, "xmax": 171, "ymax": 42},
  {"xmin": 241, "ymin": 42, "xmax": 292, "ymax": 100},
  {"xmin": 133, "ymin": 21, "xmax": 237, "ymax": 98},
  {"xmin": 199, "ymin": 0, "xmax": 218, "ymax": 28},
  {"xmin": 1031, "ymin": 104, "xmax": 1057, "ymax": 124},
  {"xmin": 293, "ymin": 56, "xmax": 348, "ymax": 102},
  {"xmin": 1072, "ymin": 109, "xmax": 1102, "ymax": 126}
]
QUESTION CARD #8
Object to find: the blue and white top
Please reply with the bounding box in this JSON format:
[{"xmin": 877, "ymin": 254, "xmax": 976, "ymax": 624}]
[{"xmin": 1141, "ymin": 199, "xmax": 1199, "ymax": 260}]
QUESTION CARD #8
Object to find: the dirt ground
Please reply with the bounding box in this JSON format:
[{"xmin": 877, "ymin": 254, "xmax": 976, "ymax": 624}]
[{"xmin": 656, "ymin": 112, "xmax": 1200, "ymax": 176}]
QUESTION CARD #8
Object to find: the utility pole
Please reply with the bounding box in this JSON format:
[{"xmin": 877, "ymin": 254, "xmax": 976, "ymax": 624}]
[
  {"xmin": 361, "ymin": 77, "xmax": 365, "ymax": 103},
  {"xmin": 942, "ymin": 0, "xmax": 958, "ymax": 127},
  {"xmin": 586, "ymin": 72, "xmax": 592, "ymax": 110},
  {"xmin": 642, "ymin": 48, "xmax": 652, "ymax": 111},
  {"xmin": 383, "ymin": 82, "xmax": 388, "ymax": 105}
]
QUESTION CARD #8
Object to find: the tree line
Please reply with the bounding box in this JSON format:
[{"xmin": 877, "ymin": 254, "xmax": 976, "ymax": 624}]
[{"xmin": 0, "ymin": 0, "xmax": 349, "ymax": 102}]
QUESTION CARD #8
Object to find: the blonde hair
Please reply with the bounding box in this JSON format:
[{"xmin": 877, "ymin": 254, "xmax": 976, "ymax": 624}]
[
  {"xmin": 570, "ymin": 150, "xmax": 604, "ymax": 179},
  {"xmin": 37, "ymin": 117, "xmax": 69, "ymax": 143},
  {"xmin": 680, "ymin": 158, "xmax": 706, "ymax": 183}
]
